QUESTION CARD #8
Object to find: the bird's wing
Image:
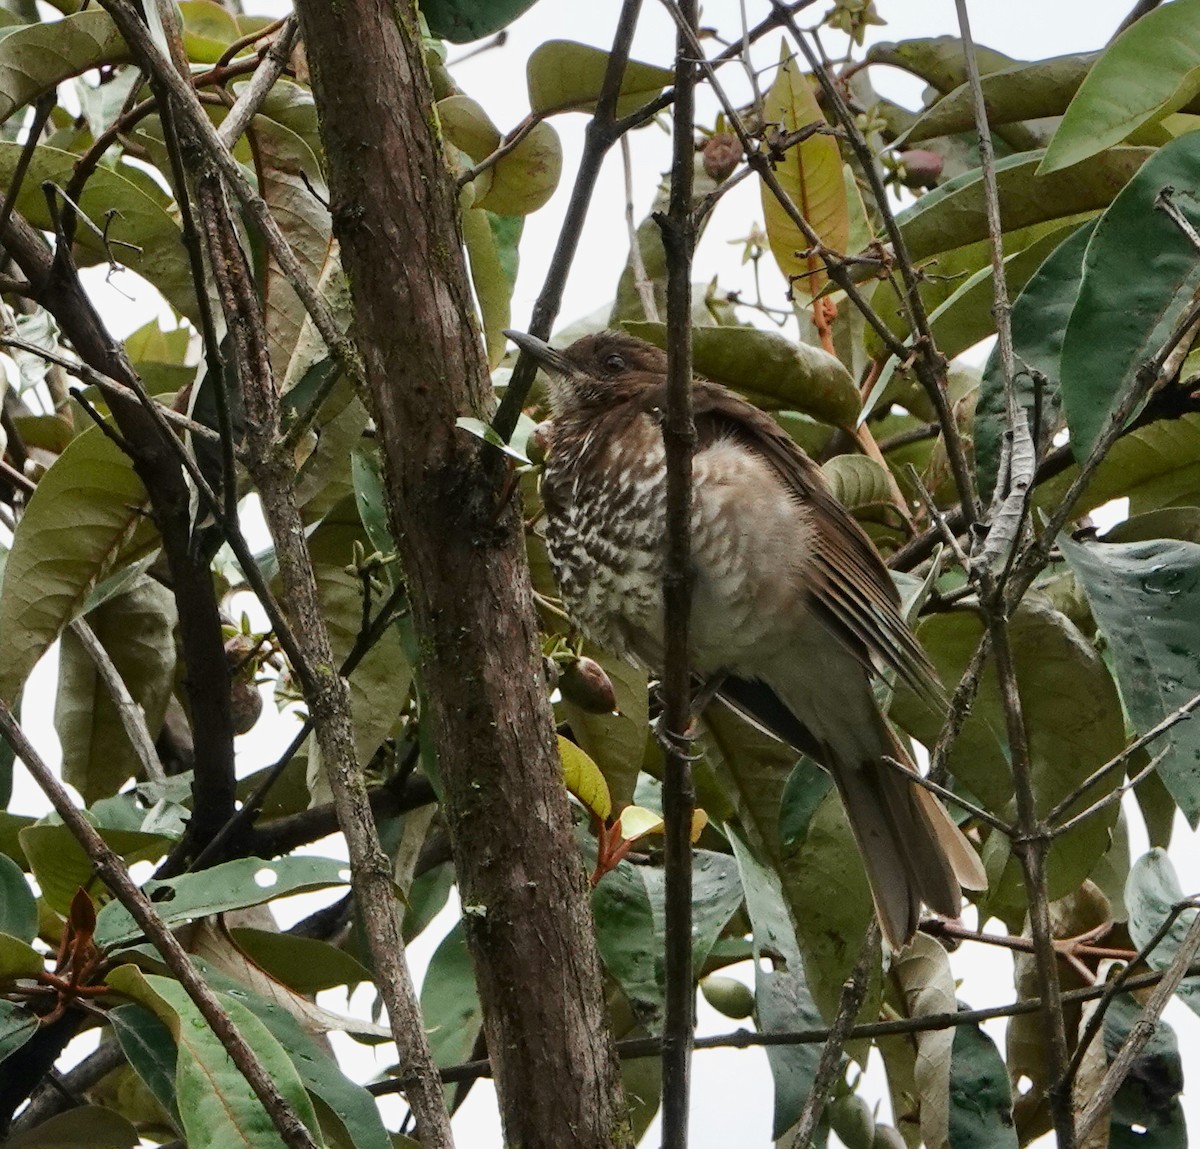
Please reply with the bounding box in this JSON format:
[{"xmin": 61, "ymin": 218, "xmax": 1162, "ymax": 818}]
[{"xmin": 689, "ymin": 381, "xmax": 946, "ymax": 711}]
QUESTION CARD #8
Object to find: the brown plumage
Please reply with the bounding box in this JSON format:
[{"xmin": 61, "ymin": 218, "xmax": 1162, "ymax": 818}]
[{"xmin": 507, "ymin": 329, "xmax": 986, "ymax": 947}]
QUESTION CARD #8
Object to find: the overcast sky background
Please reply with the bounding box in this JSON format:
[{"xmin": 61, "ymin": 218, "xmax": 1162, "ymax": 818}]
[{"xmin": 7, "ymin": 1, "xmax": 1200, "ymax": 1146}]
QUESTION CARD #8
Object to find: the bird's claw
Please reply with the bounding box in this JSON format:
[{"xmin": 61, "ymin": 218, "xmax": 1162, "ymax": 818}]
[{"xmin": 652, "ymin": 716, "xmax": 705, "ymax": 762}]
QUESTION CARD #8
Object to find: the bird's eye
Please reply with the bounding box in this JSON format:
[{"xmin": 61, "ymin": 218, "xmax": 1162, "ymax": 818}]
[{"xmin": 602, "ymin": 353, "xmax": 626, "ymax": 374}]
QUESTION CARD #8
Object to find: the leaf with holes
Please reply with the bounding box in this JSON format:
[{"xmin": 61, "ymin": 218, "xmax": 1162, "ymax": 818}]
[
  {"xmin": 0, "ymin": 425, "xmax": 152, "ymax": 702},
  {"xmin": 94, "ymin": 855, "xmax": 349, "ymax": 947}
]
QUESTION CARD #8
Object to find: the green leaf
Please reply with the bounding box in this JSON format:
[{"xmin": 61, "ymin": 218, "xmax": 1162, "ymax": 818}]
[
  {"xmin": 897, "ymin": 147, "xmax": 1149, "ymax": 264},
  {"xmin": 1, "ymin": 1106, "xmax": 140, "ymax": 1147},
  {"xmin": 0, "ymin": 998, "xmax": 38, "ymax": 1063},
  {"xmin": 1041, "ymin": 0, "xmax": 1200, "ymax": 174},
  {"xmin": 0, "ymin": 10, "xmax": 128, "ymax": 127},
  {"xmin": 1059, "ymin": 534, "xmax": 1200, "ymax": 825},
  {"xmin": 892, "ymin": 602, "xmax": 1126, "ymax": 920},
  {"xmin": 778, "ymin": 760, "xmax": 833, "ymax": 850},
  {"xmin": 438, "ymin": 95, "xmax": 500, "ymax": 164},
  {"xmin": 977, "ymin": 221, "xmax": 1095, "ymax": 501},
  {"xmin": 0, "ymin": 425, "xmax": 151, "ymax": 702},
  {"xmin": 420, "ymin": 920, "xmax": 482, "ymax": 1089},
  {"xmin": 422, "ymin": 0, "xmax": 541, "ymax": 43},
  {"xmin": 0, "ymin": 143, "xmax": 196, "ymax": 321},
  {"xmin": 623, "ymin": 322, "xmax": 860, "ymax": 427},
  {"xmin": 0, "ymin": 931, "xmax": 42, "ymax": 978},
  {"xmin": 759, "ymin": 45, "xmax": 848, "ymax": 297},
  {"xmin": 0, "ymin": 852, "xmax": 35, "ymax": 941},
  {"xmin": 728, "ymin": 826, "xmax": 823, "ymax": 1139},
  {"xmin": 1125, "ymin": 849, "xmax": 1200, "ymax": 1016},
  {"xmin": 109, "ymin": 1003, "xmax": 180, "ymax": 1128},
  {"xmin": 20, "ymin": 821, "xmax": 172, "ymax": 915},
  {"xmin": 1060, "ymin": 133, "xmax": 1200, "ymax": 462},
  {"xmin": 904, "ymin": 52, "xmax": 1098, "ymax": 146},
  {"xmin": 227, "ymin": 928, "xmax": 372, "ymax": 995},
  {"xmin": 559, "ymin": 735, "xmax": 611, "ymax": 822},
  {"xmin": 821, "ymin": 455, "xmax": 895, "ymax": 519},
  {"xmin": 473, "ymin": 119, "xmax": 561, "ymax": 217},
  {"xmin": 526, "ymin": 40, "xmax": 672, "ymax": 118},
  {"xmin": 55, "ymin": 577, "xmax": 177, "ymax": 803},
  {"xmin": 107, "ymin": 967, "xmax": 323, "ymax": 1149},
  {"xmin": 178, "ymin": 0, "xmax": 239, "ymax": 64},
  {"xmin": 95, "ymin": 855, "xmax": 350, "ymax": 947},
  {"xmin": 593, "ymin": 859, "xmax": 660, "ymax": 1031},
  {"xmin": 948, "ymin": 1016, "xmax": 1017, "ymax": 1148}
]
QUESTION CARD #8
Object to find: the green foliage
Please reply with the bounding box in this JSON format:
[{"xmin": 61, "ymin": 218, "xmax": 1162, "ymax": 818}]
[{"xmin": 0, "ymin": 4, "xmax": 1197, "ymax": 1146}]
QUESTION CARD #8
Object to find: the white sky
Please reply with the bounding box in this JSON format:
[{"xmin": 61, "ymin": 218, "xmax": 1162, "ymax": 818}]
[{"xmin": 7, "ymin": 2, "xmax": 1200, "ymax": 1147}]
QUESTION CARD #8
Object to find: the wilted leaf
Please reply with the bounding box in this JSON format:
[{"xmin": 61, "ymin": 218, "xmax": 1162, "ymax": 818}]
[
  {"xmin": 1041, "ymin": 0, "xmax": 1200, "ymax": 174},
  {"xmin": 0, "ymin": 425, "xmax": 152, "ymax": 702},
  {"xmin": 474, "ymin": 119, "xmax": 561, "ymax": 216},
  {"xmin": 623, "ymin": 321, "xmax": 860, "ymax": 427},
  {"xmin": 891, "ymin": 934, "xmax": 956, "ymax": 1149},
  {"xmin": 1060, "ymin": 534, "xmax": 1200, "ymax": 825},
  {"xmin": 759, "ymin": 45, "xmax": 848, "ymax": 296},
  {"xmin": 526, "ymin": 40, "xmax": 672, "ymax": 118},
  {"xmin": 1060, "ymin": 133, "xmax": 1200, "ymax": 462}
]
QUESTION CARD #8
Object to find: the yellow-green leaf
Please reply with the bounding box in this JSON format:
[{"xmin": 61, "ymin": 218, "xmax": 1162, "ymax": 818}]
[
  {"xmin": 475, "ymin": 120, "xmax": 561, "ymax": 216},
  {"xmin": 527, "ymin": 40, "xmax": 673, "ymax": 118},
  {"xmin": 559, "ymin": 735, "xmax": 612, "ymax": 822},
  {"xmin": 759, "ymin": 45, "xmax": 849, "ymax": 297}
]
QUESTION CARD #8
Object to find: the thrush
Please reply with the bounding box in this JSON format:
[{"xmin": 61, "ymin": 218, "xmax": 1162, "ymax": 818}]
[{"xmin": 506, "ymin": 329, "xmax": 986, "ymax": 947}]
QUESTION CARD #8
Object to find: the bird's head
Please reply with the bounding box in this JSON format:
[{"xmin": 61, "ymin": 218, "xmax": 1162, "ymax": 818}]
[{"xmin": 504, "ymin": 330, "xmax": 668, "ymax": 415}]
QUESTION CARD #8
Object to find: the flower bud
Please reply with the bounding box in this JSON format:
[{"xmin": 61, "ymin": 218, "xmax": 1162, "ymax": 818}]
[{"xmin": 559, "ymin": 656, "xmax": 617, "ymax": 714}]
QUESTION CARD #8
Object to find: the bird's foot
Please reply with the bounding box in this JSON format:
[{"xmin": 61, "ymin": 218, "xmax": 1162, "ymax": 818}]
[{"xmin": 651, "ymin": 715, "xmax": 705, "ymax": 762}]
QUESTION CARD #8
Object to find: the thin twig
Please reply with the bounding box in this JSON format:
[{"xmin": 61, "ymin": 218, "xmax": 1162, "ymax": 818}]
[
  {"xmin": 370, "ymin": 958, "xmax": 1200, "ymax": 1091},
  {"xmin": 658, "ymin": 0, "xmax": 698, "ymax": 1141},
  {"xmin": 622, "ymin": 134, "xmax": 659, "ymax": 322},
  {"xmin": 788, "ymin": 922, "xmax": 879, "ymax": 1149},
  {"xmin": 1075, "ymin": 913, "xmax": 1200, "ymax": 1142},
  {"xmin": 0, "ymin": 92, "xmax": 56, "ymax": 248},
  {"xmin": 1047, "ymin": 688, "xmax": 1200, "ymax": 824},
  {"xmin": 217, "ymin": 16, "xmax": 301, "ymax": 149},
  {"xmin": 0, "ymin": 700, "xmax": 320, "ymax": 1149},
  {"xmin": 1051, "ymin": 748, "xmax": 1170, "ymax": 838},
  {"xmin": 881, "ymin": 755, "xmax": 1011, "ymax": 835},
  {"xmin": 69, "ymin": 616, "xmax": 166, "ymax": 784}
]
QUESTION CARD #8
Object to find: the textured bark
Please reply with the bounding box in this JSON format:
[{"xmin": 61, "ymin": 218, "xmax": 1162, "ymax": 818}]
[{"xmin": 292, "ymin": 3, "xmax": 632, "ymax": 1146}]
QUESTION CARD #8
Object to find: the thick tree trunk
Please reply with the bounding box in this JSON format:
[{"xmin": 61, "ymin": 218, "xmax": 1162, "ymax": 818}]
[{"xmin": 292, "ymin": 3, "xmax": 632, "ymax": 1146}]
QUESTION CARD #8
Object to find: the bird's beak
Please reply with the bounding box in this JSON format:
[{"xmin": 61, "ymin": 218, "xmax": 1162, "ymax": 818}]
[{"xmin": 503, "ymin": 329, "xmax": 574, "ymax": 378}]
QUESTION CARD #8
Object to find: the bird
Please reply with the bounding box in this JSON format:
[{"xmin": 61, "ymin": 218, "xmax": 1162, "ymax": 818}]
[{"xmin": 504, "ymin": 328, "xmax": 986, "ymax": 947}]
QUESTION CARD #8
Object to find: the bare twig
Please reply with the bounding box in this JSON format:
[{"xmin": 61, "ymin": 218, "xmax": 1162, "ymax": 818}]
[
  {"xmin": 881, "ymin": 755, "xmax": 1011, "ymax": 835},
  {"xmin": 217, "ymin": 15, "xmax": 301, "ymax": 149},
  {"xmin": 197, "ymin": 166, "xmax": 451, "ymax": 1145},
  {"xmin": 658, "ymin": 1, "xmax": 698, "ymax": 1141},
  {"xmin": 1076, "ymin": 913, "xmax": 1200, "ymax": 1142},
  {"xmin": 0, "ymin": 700, "xmax": 320, "ymax": 1149},
  {"xmin": 1052, "ymin": 748, "xmax": 1170, "ymax": 838},
  {"xmin": 788, "ymin": 923, "xmax": 879, "ymax": 1149},
  {"xmin": 1046, "ymin": 688, "xmax": 1200, "ymax": 825},
  {"xmin": 956, "ymin": 0, "xmax": 1033, "ymax": 574}
]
